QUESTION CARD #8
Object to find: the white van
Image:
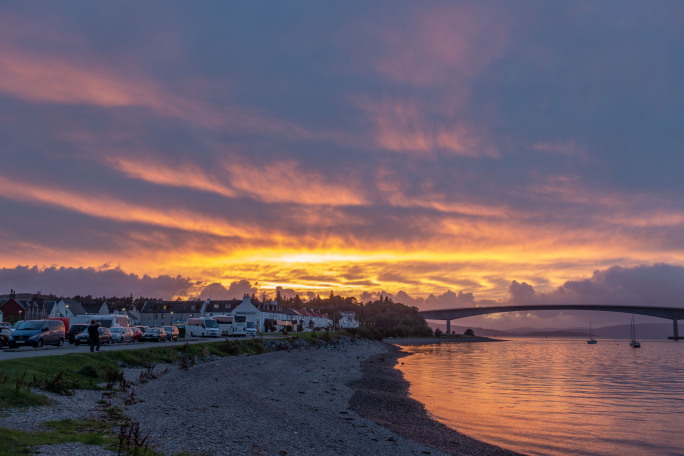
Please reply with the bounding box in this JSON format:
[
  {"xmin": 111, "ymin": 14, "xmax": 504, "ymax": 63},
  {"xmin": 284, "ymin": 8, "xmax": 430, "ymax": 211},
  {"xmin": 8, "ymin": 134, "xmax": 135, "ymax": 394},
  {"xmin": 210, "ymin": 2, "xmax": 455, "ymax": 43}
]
[
  {"xmin": 186, "ymin": 317, "xmax": 219, "ymax": 337},
  {"xmin": 70, "ymin": 314, "xmax": 130, "ymax": 329},
  {"xmin": 245, "ymin": 320, "xmax": 257, "ymax": 337}
]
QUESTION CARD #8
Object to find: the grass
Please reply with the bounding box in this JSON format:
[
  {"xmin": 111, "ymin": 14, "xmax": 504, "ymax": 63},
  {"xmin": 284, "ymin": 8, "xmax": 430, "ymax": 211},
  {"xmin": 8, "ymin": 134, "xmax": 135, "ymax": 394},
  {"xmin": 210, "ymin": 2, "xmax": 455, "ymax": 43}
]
[
  {"xmin": 0, "ymin": 419, "xmax": 117, "ymax": 456},
  {"xmin": 0, "ymin": 333, "xmax": 346, "ymax": 409}
]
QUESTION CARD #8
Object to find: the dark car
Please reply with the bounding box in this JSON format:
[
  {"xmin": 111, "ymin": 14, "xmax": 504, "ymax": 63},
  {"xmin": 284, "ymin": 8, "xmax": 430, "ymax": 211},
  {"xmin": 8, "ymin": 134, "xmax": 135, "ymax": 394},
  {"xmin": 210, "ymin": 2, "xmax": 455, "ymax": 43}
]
[
  {"xmin": 74, "ymin": 327, "xmax": 112, "ymax": 346},
  {"xmin": 11, "ymin": 320, "xmax": 24, "ymax": 333},
  {"xmin": 0, "ymin": 328, "xmax": 11, "ymax": 347},
  {"xmin": 8, "ymin": 320, "xmax": 65, "ymax": 348},
  {"xmin": 67, "ymin": 324, "xmax": 89, "ymax": 344},
  {"xmin": 162, "ymin": 326, "xmax": 179, "ymax": 341},
  {"xmin": 141, "ymin": 327, "xmax": 167, "ymax": 342}
]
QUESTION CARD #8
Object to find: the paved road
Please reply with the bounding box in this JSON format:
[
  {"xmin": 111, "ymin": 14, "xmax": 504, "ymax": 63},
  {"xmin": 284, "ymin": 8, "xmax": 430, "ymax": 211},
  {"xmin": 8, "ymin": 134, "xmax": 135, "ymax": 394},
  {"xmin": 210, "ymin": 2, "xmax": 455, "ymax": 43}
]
[{"xmin": 0, "ymin": 335, "xmax": 273, "ymax": 361}]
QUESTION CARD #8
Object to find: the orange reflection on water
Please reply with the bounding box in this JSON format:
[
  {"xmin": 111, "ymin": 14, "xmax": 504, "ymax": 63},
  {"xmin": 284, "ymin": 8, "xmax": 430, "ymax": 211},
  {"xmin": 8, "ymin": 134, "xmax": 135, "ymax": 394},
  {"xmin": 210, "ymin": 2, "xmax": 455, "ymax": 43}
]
[{"xmin": 396, "ymin": 340, "xmax": 684, "ymax": 456}]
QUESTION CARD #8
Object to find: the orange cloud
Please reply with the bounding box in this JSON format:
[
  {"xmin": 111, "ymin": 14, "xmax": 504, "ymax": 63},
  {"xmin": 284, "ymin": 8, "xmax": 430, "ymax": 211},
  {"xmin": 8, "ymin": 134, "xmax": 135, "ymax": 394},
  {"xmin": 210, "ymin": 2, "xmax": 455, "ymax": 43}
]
[
  {"xmin": 223, "ymin": 157, "xmax": 367, "ymax": 206},
  {"xmin": 359, "ymin": 98, "xmax": 498, "ymax": 157},
  {"xmin": 106, "ymin": 155, "xmax": 367, "ymax": 207},
  {"xmin": 108, "ymin": 157, "xmax": 239, "ymax": 199},
  {"xmin": 0, "ymin": 175, "xmax": 258, "ymax": 239}
]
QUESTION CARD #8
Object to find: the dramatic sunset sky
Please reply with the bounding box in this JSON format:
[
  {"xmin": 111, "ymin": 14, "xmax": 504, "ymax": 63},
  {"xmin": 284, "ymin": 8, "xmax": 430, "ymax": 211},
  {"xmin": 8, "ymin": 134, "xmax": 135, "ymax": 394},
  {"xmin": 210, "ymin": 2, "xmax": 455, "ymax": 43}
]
[{"xmin": 2, "ymin": 2, "xmax": 684, "ymax": 326}]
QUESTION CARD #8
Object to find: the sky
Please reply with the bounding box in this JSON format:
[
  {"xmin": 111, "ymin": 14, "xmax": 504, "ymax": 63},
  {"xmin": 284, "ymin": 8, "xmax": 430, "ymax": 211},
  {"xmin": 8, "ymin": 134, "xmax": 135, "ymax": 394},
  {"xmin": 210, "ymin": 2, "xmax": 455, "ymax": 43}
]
[{"xmin": 1, "ymin": 1, "xmax": 684, "ymax": 328}]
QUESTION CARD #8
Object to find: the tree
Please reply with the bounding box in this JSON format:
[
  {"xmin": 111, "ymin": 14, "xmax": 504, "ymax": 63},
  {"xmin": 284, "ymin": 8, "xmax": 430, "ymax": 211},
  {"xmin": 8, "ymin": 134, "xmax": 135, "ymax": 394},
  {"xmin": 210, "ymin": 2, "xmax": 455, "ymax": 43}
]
[{"xmin": 464, "ymin": 328, "xmax": 475, "ymax": 336}]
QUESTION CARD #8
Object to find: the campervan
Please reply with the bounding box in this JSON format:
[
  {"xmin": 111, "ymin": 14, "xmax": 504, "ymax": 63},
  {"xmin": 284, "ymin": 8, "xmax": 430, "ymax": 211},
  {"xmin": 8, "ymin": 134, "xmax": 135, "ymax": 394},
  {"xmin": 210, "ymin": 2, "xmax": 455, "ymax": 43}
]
[
  {"xmin": 70, "ymin": 314, "xmax": 130, "ymax": 329},
  {"xmin": 186, "ymin": 317, "xmax": 219, "ymax": 337}
]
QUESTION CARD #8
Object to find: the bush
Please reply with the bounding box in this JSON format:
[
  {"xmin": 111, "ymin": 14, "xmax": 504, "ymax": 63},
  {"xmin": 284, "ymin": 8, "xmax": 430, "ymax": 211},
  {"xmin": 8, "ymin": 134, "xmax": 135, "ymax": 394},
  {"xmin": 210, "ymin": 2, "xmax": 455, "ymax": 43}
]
[
  {"xmin": 78, "ymin": 365, "xmax": 99, "ymax": 378},
  {"xmin": 220, "ymin": 340, "xmax": 241, "ymax": 356},
  {"xmin": 434, "ymin": 328, "xmax": 443, "ymax": 338},
  {"xmin": 412, "ymin": 325, "xmax": 433, "ymax": 337}
]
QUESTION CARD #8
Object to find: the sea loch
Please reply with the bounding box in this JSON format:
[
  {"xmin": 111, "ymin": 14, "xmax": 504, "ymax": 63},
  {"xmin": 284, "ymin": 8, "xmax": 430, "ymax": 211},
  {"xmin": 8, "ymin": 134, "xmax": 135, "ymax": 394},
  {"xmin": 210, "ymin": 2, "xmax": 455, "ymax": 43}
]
[{"xmin": 397, "ymin": 339, "xmax": 684, "ymax": 456}]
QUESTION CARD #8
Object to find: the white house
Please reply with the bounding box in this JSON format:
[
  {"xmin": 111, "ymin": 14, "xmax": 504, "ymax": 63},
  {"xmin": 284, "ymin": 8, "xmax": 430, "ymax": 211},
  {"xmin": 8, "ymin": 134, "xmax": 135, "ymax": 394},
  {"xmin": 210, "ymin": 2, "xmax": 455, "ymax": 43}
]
[
  {"xmin": 338, "ymin": 311, "xmax": 359, "ymax": 329},
  {"xmin": 230, "ymin": 294, "xmax": 262, "ymax": 330}
]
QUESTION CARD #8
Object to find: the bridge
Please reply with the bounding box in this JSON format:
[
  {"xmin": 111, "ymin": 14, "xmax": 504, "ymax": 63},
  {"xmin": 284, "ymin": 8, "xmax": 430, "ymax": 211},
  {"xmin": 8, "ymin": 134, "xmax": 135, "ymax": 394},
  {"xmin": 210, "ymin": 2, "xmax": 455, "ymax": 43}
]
[{"xmin": 418, "ymin": 304, "xmax": 684, "ymax": 340}]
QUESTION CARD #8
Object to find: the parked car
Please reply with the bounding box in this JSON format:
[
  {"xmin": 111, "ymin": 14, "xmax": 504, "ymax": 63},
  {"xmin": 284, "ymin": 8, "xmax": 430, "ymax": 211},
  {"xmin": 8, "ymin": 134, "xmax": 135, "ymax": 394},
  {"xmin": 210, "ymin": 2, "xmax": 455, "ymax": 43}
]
[
  {"xmin": 109, "ymin": 327, "xmax": 134, "ymax": 343},
  {"xmin": 0, "ymin": 328, "xmax": 11, "ymax": 347},
  {"xmin": 8, "ymin": 320, "xmax": 65, "ymax": 348},
  {"xmin": 11, "ymin": 320, "xmax": 24, "ymax": 333},
  {"xmin": 131, "ymin": 327, "xmax": 144, "ymax": 342},
  {"xmin": 67, "ymin": 324, "xmax": 89, "ymax": 344},
  {"xmin": 162, "ymin": 326, "xmax": 179, "ymax": 341},
  {"xmin": 0, "ymin": 322, "xmax": 12, "ymax": 330},
  {"xmin": 74, "ymin": 327, "xmax": 112, "ymax": 346},
  {"xmin": 141, "ymin": 327, "xmax": 167, "ymax": 342},
  {"xmin": 134, "ymin": 326, "xmax": 150, "ymax": 340}
]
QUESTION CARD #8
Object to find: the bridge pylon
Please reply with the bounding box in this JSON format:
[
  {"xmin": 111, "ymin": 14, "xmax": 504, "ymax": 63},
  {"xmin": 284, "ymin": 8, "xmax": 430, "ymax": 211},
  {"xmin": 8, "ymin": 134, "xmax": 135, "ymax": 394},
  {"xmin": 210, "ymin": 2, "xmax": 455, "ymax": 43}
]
[{"xmin": 669, "ymin": 317, "xmax": 679, "ymax": 341}]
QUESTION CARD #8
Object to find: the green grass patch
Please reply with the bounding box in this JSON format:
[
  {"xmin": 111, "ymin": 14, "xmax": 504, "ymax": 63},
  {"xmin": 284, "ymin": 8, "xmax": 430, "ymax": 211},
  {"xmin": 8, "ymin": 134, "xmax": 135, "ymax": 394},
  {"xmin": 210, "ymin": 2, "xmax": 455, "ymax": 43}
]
[
  {"xmin": 0, "ymin": 334, "xmax": 346, "ymax": 410},
  {"xmin": 0, "ymin": 419, "xmax": 116, "ymax": 456},
  {"xmin": 0, "ymin": 387, "xmax": 51, "ymax": 409}
]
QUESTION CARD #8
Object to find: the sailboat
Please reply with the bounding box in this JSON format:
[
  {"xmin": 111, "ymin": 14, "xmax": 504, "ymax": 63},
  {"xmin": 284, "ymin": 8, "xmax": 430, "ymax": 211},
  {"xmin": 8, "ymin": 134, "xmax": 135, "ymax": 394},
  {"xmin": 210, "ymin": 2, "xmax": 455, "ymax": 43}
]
[
  {"xmin": 630, "ymin": 315, "xmax": 641, "ymax": 348},
  {"xmin": 587, "ymin": 323, "xmax": 597, "ymax": 344}
]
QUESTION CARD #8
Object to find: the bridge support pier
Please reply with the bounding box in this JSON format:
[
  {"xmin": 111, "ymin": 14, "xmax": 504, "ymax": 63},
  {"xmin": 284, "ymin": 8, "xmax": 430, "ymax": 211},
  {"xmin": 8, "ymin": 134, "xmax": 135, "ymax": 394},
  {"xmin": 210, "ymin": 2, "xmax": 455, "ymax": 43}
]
[
  {"xmin": 446, "ymin": 319, "xmax": 451, "ymax": 335},
  {"xmin": 673, "ymin": 318, "xmax": 679, "ymax": 341}
]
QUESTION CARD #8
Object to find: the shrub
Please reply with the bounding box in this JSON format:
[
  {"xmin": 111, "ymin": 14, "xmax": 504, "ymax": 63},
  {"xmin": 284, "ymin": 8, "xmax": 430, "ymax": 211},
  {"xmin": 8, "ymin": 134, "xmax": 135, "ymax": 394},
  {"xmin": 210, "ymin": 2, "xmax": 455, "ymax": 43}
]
[
  {"xmin": 412, "ymin": 325, "xmax": 433, "ymax": 337},
  {"xmin": 434, "ymin": 328, "xmax": 443, "ymax": 338},
  {"xmin": 220, "ymin": 340, "xmax": 241, "ymax": 356},
  {"xmin": 78, "ymin": 365, "xmax": 99, "ymax": 378}
]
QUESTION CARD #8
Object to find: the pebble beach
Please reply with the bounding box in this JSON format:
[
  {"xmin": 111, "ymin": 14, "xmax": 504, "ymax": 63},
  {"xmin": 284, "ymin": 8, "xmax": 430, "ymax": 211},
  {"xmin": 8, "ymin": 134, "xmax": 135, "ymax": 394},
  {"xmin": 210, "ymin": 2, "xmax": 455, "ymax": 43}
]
[{"xmin": 5, "ymin": 338, "xmax": 522, "ymax": 456}]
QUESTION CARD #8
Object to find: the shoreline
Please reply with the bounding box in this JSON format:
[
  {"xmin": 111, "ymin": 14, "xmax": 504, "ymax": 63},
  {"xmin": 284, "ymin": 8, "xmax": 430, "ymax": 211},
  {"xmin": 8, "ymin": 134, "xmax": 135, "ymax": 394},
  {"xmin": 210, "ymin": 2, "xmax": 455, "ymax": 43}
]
[
  {"xmin": 385, "ymin": 336, "xmax": 504, "ymax": 345},
  {"xmin": 350, "ymin": 342, "xmax": 523, "ymax": 456},
  {"xmin": 3, "ymin": 337, "xmax": 523, "ymax": 455}
]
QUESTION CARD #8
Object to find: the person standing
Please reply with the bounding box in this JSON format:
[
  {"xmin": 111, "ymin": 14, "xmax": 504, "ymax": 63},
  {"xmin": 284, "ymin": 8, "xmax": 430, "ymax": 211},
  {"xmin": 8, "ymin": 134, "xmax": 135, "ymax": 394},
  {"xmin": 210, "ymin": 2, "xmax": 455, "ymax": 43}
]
[{"xmin": 87, "ymin": 320, "xmax": 101, "ymax": 352}]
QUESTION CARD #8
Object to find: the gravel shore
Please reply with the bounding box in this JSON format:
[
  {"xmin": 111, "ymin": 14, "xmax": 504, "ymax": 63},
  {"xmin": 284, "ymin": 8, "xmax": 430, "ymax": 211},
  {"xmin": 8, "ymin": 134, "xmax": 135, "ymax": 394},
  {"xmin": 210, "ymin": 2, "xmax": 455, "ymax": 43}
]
[
  {"xmin": 3, "ymin": 338, "xmax": 524, "ymax": 455},
  {"xmin": 350, "ymin": 343, "xmax": 523, "ymax": 456},
  {"xmin": 124, "ymin": 339, "xmax": 454, "ymax": 456}
]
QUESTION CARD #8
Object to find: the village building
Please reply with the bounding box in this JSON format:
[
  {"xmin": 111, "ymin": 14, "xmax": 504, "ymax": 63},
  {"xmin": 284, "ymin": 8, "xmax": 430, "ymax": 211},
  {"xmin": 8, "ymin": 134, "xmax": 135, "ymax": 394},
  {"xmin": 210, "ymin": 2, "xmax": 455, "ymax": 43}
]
[
  {"xmin": 138, "ymin": 300, "xmax": 204, "ymax": 327},
  {"xmin": 229, "ymin": 294, "xmax": 262, "ymax": 330},
  {"xmin": 338, "ymin": 311, "xmax": 360, "ymax": 329}
]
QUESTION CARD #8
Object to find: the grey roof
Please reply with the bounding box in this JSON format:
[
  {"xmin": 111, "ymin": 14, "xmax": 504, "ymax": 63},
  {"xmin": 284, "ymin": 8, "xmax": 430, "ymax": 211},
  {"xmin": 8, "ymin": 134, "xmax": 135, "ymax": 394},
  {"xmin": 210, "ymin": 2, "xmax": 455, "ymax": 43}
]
[
  {"xmin": 141, "ymin": 300, "xmax": 204, "ymax": 314},
  {"xmin": 205, "ymin": 300, "xmax": 241, "ymax": 313}
]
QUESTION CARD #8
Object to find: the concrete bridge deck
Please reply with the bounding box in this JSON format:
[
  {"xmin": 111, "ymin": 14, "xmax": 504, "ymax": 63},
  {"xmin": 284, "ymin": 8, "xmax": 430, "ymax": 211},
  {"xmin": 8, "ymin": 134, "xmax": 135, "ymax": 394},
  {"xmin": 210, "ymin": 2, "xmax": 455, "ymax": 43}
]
[{"xmin": 418, "ymin": 304, "xmax": 684, "ymax": 339}]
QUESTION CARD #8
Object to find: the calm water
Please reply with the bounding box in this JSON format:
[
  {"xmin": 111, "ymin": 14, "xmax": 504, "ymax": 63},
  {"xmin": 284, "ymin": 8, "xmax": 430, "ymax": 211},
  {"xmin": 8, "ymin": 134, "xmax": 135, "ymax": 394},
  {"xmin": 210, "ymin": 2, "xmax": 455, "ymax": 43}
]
[{"xmin": 396, "ymin": 339, "xmax": 684, "ymax": 456}]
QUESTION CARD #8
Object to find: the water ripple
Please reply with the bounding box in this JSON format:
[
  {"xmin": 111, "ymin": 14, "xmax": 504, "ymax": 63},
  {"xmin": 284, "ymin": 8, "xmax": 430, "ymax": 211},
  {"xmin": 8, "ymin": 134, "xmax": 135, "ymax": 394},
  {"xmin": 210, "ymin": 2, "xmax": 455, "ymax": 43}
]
[{"xmin": 397, "ymin": 339, "xmax": 684, "ymax": 456}]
